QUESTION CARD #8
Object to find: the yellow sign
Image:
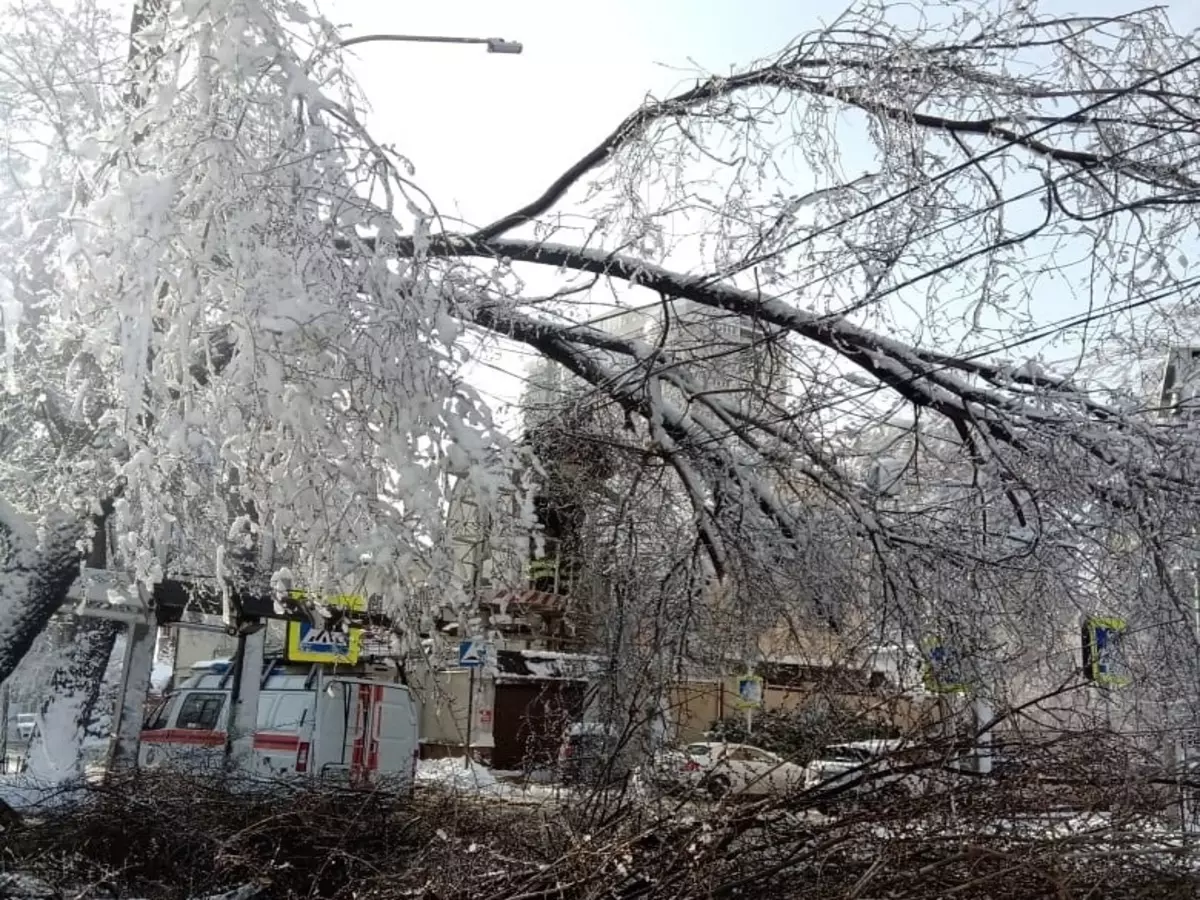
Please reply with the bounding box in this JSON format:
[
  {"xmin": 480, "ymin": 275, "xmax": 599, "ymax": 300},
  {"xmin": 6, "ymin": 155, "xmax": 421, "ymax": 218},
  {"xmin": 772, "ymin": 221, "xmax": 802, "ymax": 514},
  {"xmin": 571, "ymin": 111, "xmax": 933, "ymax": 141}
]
[
  {"xmin": 921, "ymin": 636, "xmax": 970, "ymax": 694},
  {"xmin": 1083, "ymin": 616, "xmax": 1131, "ymax": 688},
  {"xmin": 285, "ymin": 593, "xmax": 366, "ymax": 664}
]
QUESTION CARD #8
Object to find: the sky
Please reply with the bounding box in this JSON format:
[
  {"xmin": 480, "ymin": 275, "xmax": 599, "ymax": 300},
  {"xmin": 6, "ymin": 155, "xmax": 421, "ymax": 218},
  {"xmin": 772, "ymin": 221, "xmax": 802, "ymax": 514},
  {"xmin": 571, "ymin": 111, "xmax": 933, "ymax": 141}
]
[
  {"xmin": 323, "ymin": 0, "xmax": 1200, "ymax": 426},
  {"xmin": 324, "ymin": 0, "xmax": 841, "ymax": 423}
]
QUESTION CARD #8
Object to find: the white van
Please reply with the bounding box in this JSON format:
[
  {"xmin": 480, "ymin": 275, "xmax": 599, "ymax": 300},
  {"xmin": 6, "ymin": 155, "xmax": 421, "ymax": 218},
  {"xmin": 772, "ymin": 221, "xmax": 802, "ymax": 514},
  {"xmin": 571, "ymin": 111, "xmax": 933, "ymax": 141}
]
[
  {"xmin": 140, "ymin": 661, "xmax": 419, "ymax": 787},
  {"xmin": 15, "ymin": 713, "xmax": 36, "ymax": 741}
]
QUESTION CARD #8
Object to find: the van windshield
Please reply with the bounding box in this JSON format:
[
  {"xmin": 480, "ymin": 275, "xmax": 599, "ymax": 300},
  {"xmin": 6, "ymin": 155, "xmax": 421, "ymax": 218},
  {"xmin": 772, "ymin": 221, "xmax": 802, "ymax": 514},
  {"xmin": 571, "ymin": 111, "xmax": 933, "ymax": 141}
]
[{"xmin": 144, "ymin": 697, "xmax": 172, "ymax": 731}]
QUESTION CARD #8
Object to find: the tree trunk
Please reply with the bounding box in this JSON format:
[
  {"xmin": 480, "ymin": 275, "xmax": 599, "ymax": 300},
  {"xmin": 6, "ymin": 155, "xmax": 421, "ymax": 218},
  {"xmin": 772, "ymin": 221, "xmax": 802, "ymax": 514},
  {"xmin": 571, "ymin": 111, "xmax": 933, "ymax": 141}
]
[
  {"xmin": 24, "ymin": 618, "xmax": 119, "ymax": 783},
  {"xmin": 0, "ymin": 507, "xmax": 85, "ymax": 687}
]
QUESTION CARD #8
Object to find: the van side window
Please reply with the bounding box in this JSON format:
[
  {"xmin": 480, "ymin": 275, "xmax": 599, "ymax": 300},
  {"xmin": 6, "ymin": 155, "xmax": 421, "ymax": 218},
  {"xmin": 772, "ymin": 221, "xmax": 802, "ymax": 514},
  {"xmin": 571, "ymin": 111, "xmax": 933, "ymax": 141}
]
[
  {"xmin": 270, "ymin": 694, "xmax": 311, "ymax": 732},
  {"xmin": 176, "ymin": 693, "xmax": 225, "ymax": 730}
]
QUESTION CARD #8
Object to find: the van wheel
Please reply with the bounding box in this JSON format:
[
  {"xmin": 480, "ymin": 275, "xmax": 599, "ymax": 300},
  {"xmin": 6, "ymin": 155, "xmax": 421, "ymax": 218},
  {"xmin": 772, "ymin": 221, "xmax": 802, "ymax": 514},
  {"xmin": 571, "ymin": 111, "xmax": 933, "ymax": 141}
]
[{"xmin": 706, "ymin": 775, "xmax": 732, "ymax": 800}]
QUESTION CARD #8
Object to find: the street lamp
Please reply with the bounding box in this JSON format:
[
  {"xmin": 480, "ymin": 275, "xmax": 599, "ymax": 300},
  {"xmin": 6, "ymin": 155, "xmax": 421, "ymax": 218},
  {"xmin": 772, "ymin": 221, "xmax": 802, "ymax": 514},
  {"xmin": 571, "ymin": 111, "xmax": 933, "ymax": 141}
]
[{"xmin": 339, "ymin": 34, "xmax": 523, "ymax": 54}]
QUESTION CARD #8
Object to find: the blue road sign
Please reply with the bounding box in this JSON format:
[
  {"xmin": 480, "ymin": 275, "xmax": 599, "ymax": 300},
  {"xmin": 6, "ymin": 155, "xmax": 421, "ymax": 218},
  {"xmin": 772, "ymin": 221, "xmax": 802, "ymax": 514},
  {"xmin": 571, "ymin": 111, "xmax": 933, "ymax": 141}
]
[
  {"xmin": 284, "ymin": 594, "xmax": 365, "ymax": 664},
  {"xmin": 735, "ymin": 675, "xmax": 764, "ymax": 709},
  {"xmin": 459, "ymin": 640, "xmax": 488, "ymax": 668}
]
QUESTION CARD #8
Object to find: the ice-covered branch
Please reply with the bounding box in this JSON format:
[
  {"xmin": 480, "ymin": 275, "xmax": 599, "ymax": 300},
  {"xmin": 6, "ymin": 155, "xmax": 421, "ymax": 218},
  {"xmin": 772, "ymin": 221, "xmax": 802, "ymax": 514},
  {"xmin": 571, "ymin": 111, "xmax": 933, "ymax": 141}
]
[{"xmin": 475, "ymin": 6, "xmax": 1200, "ymax": 241}]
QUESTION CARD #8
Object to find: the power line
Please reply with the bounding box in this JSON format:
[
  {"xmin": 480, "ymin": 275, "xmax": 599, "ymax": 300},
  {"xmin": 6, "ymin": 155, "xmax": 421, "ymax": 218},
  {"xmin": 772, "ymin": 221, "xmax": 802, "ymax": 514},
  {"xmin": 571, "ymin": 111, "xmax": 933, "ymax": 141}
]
[
  {"xmin": 481, "ymin": 123, "xmax": 1200, "ymax": 420},
  {"xmin": 692, "ymin": 52, "xmax": 1200, "ymax": 291},
  {"xmin": 462, "ymin": 57, "xmax": 1200, "ymax": 448}
]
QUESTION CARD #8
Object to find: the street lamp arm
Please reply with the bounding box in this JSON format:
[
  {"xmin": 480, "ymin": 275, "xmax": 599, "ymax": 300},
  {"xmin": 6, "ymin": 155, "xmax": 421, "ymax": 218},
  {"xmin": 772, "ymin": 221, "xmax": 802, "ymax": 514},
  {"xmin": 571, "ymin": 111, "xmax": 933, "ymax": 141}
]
[
  {"xmin": 339, "ymin": 34, "xmax": 522, "ymax": 54},
  {"xmin": 340, "ymin": 34, "xmax": 487, "ymax": 49}
]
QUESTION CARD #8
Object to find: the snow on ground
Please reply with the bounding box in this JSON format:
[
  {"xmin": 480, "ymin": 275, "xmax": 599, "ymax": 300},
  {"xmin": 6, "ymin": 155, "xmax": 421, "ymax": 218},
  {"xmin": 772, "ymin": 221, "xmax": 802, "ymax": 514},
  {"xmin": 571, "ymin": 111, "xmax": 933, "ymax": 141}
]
[
  {"xmin": 0, "ymin": 770, "xmax": 100, "ymax": 811},
  {"xmin": 416, "ymin": 758, "xmax": 500, "ymax": 792},
  {"xmin": 415, "ymin": 758, "xmax": 568, "ymax": 805}
]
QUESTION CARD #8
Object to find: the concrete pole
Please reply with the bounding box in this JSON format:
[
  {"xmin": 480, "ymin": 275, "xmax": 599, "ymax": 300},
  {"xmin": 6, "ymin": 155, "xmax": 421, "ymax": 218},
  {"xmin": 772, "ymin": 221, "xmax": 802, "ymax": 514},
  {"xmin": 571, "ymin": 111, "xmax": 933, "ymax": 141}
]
[
  {"xmin": 226, "ymin": 622, "xmax": 265, "ymax": 771},
  {"xmin": 108, "ymin": 620, "xmax": 157, "ymax": 770},
  {"xmin": 973, "ymin": 695, "xmax": 993, "ymax": 776},
  {"xmin": 0, "ymin": 682, "xmax": 8, "ymax": 774}
]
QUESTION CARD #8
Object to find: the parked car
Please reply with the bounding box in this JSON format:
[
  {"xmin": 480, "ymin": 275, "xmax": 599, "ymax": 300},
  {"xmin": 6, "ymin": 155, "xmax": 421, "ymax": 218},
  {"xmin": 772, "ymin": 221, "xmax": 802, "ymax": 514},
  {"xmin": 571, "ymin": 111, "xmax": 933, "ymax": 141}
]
[
  {"xmin": 669, "ymin": 741, "xmax": 806, "ymax": 798},
  {"xmin": 803, "ymin": 740, "xmax": 916, "ymax": 802},
  {"xmin": 557, "ymin": 723, "xmax": 633, "ymax": 785},
  {"xmin": 632, "ymin": 746, "xmax": 691, "ymax": 797},
  {"xmin": 15, "ymin": 713, "xmax": 35, "ymax": 741}
]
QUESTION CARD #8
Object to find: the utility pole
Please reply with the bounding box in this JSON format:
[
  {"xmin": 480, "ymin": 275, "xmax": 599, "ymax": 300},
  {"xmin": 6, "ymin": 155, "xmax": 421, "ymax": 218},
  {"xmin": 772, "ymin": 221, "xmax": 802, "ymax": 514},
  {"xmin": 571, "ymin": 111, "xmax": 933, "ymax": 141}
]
[
  {"xmin": 464, "ymin": 500, "xmax": 491, "ymax": 769},
  {"xmin": 224, "ymin": 617, "xmax": 266, "ymax": 771},
  {"xmin": 0, "ymin": 683, "xmax": 9, "ymax": 774},
  {"xmin": 1158, "ymin": 346, "xmax": 1200, "ymax": 833},
  {"xmin": 106, "ymin": 607, "xmax": 156, "ymax": 770}
]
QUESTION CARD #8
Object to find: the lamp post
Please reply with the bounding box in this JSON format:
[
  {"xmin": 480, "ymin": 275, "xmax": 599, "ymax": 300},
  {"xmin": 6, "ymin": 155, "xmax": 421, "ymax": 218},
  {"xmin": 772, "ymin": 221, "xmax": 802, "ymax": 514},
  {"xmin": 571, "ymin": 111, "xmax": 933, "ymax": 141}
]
[{"xmin": 339, "ymin": 34, "xmax": 523, "ymax": 54}]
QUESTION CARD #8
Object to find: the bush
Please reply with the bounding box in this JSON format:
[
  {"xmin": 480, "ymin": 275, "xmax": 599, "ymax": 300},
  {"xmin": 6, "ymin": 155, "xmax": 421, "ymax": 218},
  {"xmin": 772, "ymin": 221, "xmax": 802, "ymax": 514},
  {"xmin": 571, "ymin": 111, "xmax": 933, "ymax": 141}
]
[{"xmin": 0, "ymin": 761, "xmax": 1194, "ymax": 900}]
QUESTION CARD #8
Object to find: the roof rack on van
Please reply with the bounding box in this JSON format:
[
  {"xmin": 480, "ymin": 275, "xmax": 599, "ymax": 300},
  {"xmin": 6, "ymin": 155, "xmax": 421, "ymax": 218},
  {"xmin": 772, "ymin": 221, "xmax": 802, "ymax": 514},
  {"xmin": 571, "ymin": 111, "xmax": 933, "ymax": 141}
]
[{"xmin": 260, "ymin": 657, "xmax": 281, "ymax": 688}]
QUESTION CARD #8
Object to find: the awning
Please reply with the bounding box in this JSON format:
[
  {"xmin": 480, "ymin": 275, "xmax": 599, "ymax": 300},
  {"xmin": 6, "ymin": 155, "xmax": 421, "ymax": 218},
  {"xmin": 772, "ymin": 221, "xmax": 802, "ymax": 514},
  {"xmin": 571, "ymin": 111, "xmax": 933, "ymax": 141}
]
[{"xmin": 486, "ymin": 589, "xmax": 567, "ymax": 617}]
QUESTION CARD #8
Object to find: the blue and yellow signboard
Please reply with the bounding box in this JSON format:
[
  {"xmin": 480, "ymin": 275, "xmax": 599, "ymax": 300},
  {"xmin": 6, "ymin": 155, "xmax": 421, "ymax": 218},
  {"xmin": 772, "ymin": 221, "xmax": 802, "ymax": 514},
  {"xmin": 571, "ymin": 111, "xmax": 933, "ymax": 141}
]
[
  {"xmin": 285, "ymin": 593, "xmax": 366, "ymax": 665},
  {"xmin": 921, "ymin": 637, "xmax": 970, "ymax": 694},
  {"xmin": 1082, "ymin": 616, "xmax": 1130, "ymax": 688}
]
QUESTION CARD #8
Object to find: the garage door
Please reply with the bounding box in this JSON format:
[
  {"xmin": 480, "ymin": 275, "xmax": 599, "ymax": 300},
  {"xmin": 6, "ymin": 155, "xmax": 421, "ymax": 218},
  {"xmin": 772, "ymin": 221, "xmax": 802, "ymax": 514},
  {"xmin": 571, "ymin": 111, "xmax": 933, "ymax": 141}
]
[{"xmin": 492, "ymin": 681, "xmax": 586, "ymax": 771}]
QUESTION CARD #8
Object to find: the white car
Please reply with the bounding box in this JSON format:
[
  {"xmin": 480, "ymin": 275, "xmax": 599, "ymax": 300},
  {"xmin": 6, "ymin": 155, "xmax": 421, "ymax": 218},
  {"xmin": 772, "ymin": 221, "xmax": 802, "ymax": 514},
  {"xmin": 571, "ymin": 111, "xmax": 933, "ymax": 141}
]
[
  {"xmin": 802, "ymin": 740, "xmax": 916, "ymax": 802},
  {"xmin": 678, "ymin": 741, "xmax": 807, "ymax": 798}
]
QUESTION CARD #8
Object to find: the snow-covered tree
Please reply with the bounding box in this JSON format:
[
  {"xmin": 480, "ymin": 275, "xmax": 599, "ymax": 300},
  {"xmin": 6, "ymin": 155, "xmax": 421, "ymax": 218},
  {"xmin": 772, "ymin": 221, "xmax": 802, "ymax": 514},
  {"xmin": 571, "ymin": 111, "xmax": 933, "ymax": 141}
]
[
  {"xmin": 5, "ymin": 0, "xmax": 1200, "ymax": 762},
  {"xmin": 423, "ymin": 0, "xmax": 1200, "ymax": 733},
  {"xmin": 0, "ymin": 0, "xmax": 520, "ymax": 694}
]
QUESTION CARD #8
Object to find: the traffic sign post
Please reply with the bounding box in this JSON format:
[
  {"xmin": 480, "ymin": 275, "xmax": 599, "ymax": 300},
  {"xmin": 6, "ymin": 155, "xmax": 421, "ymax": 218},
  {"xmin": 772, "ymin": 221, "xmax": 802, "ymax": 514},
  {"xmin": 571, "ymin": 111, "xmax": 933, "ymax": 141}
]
[
  {"xmin": 734, "ymin": 675, "xmax": 764, "ymax": 735},
  {"xmin": 921, "ymin": 638, "xmax": 970, "ymax": 694},
  {"xmin": 1081, "ymin": 616, "xmax": 1130, "ymax": 688},
  {"xmin": 458, "ymin": 639, "xmax": 492, "ymax": 769},
  {"xmin": 458, "ymin": 639, "xmax": 489, "ymax": 668}
]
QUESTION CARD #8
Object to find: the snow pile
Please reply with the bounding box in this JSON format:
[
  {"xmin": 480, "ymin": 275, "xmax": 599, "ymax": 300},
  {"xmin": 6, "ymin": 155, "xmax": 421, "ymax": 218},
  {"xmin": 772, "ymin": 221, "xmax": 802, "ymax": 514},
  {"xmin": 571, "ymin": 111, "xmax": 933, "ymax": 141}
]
[
  {"xmin": 415, "ymin": 758, "xmax": 499, "ymax": 793},
  {"xmin": 0, "ymin": 771, "xmax": 91, "ymax": 812},
  {"xmin": 0, "ymin": 872, "xmax": 56, "ymax": 900},
  {"xmin": 150, "ymin": 661, "xmax": 174, "ymax": 692}
]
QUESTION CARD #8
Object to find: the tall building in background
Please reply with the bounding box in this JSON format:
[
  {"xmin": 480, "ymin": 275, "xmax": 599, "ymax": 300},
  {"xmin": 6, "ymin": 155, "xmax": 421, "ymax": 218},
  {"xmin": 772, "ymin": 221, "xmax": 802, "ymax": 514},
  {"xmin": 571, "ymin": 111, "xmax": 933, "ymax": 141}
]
[
  {"xmin": 518, "ymin": 299, "xmax": 787, "ymax": 627},
  {"xmin": 1157, "ymin": 346, "xmax": 1200, "ymax": 418},
  {"xmin": 592, "ymin": 299, "xmax": 785, "ymax": 416}
]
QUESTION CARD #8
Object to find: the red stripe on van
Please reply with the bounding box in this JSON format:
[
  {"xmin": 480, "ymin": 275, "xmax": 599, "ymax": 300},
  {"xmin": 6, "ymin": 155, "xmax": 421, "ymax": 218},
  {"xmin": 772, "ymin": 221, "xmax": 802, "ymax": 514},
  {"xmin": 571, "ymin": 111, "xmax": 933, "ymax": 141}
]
[
  {"xmin": 253, "ymin": 733, "xmax": 301, "ymax": 751},
  {"xmin": 140, "ymin": 730, "xmax": 300, "ymax": 751},
  {"xmin": 141, "ymin": 729, "xmax": 225, "ymax": 747}
]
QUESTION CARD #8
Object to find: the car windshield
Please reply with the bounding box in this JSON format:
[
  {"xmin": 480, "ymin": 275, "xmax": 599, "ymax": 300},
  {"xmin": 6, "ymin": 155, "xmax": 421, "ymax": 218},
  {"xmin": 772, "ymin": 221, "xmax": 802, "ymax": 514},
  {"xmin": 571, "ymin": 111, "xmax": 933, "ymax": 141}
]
[{"xmin": 686, "ymin": 744, "xmax": 714, "ymax": 758}]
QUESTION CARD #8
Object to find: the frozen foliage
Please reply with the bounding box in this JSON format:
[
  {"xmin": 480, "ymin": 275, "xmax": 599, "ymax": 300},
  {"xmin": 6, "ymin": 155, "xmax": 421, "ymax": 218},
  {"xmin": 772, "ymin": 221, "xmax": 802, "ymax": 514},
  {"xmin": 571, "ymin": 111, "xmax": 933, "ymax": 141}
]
[
  {"xmin": 0, "ymin": 510, "xmax": 87, "ymax": 687},
  {"xmin": 419, "ymin": 0, "xmax": 1200, "ymax": 731},
  {"xmin": 24, "ymin": 620, "xmax": 117, "ymax": 783},
  {"xmin": 0, "ymin": 0, "xmax": 523, "ymax": 637},
  {"xmin": 5, "ymin": 0, "xmax": 1200, "ymax": 753}
]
